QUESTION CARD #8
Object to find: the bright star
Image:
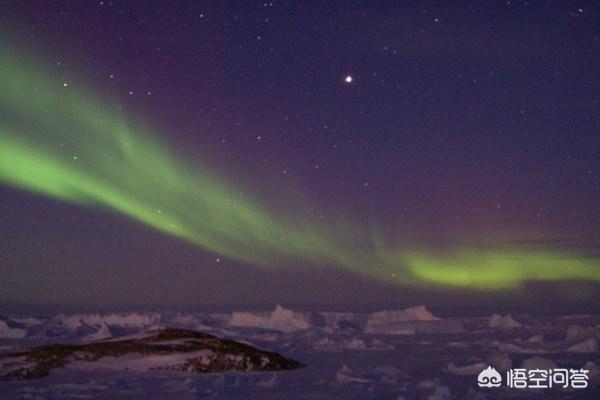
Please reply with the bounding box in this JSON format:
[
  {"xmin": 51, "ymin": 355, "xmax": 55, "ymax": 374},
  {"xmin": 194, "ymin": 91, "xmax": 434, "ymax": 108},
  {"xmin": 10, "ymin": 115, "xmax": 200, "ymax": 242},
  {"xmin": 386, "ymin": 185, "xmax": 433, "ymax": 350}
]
[{"xmin": 344, "ymin": 75, "xmax": 353, "ymax": 83}]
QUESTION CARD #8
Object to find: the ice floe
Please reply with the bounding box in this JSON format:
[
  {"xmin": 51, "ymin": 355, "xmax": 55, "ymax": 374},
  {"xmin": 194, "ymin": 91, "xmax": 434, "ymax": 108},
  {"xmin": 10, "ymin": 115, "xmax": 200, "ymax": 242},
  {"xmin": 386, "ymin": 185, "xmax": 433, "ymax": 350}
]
[
  {"xmin": 447, "ymin": 361, "xmax": 488, "ymax": 376},
  {"xmin": 566, "ymin": 337, "xmax": 599, "ymax": 353},
  {"xmin": 520, "ymin": 356, "xmax": 558, "ymax": 370}
]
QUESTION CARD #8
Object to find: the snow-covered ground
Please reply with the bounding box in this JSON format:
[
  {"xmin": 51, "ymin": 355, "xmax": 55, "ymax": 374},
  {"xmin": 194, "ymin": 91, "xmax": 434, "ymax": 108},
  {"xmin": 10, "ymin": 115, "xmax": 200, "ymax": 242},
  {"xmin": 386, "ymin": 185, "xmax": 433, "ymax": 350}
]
[{"xmin": 1, "ymin": 305, "xmax": 599, "ymax": 399}]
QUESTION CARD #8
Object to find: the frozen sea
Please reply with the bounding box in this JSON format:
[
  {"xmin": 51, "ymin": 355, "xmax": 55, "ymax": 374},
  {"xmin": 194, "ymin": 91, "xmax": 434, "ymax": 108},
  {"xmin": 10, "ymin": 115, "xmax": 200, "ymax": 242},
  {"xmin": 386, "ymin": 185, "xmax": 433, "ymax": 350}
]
[{"xmin": 1, "ymin": 305, "xmax": 599, "ymax": 399}]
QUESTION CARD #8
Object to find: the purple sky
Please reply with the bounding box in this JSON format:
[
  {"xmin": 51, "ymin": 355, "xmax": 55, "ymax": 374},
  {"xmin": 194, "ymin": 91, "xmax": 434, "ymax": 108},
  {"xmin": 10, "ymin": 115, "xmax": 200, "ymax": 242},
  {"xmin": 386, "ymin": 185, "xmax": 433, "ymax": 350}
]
[{"xmin": 1, "ymin": 1, "xmax": 599, "ymax": 312}]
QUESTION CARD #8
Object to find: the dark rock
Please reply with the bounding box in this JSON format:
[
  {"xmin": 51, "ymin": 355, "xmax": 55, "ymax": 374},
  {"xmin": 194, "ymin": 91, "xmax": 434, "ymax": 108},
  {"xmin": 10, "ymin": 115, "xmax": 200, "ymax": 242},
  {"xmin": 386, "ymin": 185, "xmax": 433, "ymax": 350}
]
[{"xmin": 0, "ymin": 328, "xmax": 304, "ymax": 380}]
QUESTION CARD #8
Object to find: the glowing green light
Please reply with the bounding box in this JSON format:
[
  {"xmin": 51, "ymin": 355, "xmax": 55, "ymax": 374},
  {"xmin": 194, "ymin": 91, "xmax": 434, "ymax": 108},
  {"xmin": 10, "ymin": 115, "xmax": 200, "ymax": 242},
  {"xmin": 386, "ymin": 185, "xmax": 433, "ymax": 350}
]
[
  {"xmin": 377, "ymin": 246, "xmax": 600, "ymax": 289},
  {"xmin": 1, "ymin": 40, "xmax": 599, "ymax": 291},
  {"xmin": 0, "ymin": 42, "xmax": 364, "ymax": 269}
]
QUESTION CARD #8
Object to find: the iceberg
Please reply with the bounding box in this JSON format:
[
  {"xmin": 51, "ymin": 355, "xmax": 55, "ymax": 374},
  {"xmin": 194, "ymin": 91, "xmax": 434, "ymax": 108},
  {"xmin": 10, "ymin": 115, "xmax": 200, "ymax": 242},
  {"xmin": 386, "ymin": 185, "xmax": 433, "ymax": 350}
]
[
  {"xmin": 365, "ymin": 306, "xmax": 462, "ymax": 334},
  {"xmin": 83, "ymin": 322, "xmax": 113, "ymax": 341},
  {"xmin": 228, "ymin": 305, "xmax": 310, "ymax": 333},
  {"xmin": 488, "ymin": 314, "xmax": 521, "ymax": 329},
  {"xmin": 0, "ymin": 321, "xmax": 26, "ymax": 339}
]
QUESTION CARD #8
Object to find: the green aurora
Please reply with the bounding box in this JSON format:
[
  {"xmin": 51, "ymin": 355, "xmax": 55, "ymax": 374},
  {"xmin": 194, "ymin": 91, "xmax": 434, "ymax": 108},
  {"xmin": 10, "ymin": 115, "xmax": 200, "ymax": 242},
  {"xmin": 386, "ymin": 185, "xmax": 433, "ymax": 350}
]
[{"xmin": 1, "ymin": 42, "xmax": 599, "ymax": 290}]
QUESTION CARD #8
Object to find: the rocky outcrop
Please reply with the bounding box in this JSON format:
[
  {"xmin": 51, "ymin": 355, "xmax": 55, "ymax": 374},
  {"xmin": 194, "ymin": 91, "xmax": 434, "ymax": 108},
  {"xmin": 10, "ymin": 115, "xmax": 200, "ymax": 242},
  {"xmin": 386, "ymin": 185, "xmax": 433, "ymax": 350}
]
[{"xmin": 0, "ymin": 328, "xmax": 303, "ymax": 380}]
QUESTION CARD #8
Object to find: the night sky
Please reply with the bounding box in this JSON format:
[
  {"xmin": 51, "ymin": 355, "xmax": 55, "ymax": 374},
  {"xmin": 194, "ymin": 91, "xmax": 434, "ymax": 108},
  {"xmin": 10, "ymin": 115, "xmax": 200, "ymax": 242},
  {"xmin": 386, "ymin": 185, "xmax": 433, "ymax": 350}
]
[{"xmin": 1, "ymin": 1, "xmax": 599, "ymax": 313}]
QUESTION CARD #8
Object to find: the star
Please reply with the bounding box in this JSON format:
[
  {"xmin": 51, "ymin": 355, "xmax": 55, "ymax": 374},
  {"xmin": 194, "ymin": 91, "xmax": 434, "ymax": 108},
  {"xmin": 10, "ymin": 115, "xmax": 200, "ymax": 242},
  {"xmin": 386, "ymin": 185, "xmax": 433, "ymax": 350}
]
[{"xmin": 344, "ymin": 75, "xmax": 353, "ymax": 83}]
